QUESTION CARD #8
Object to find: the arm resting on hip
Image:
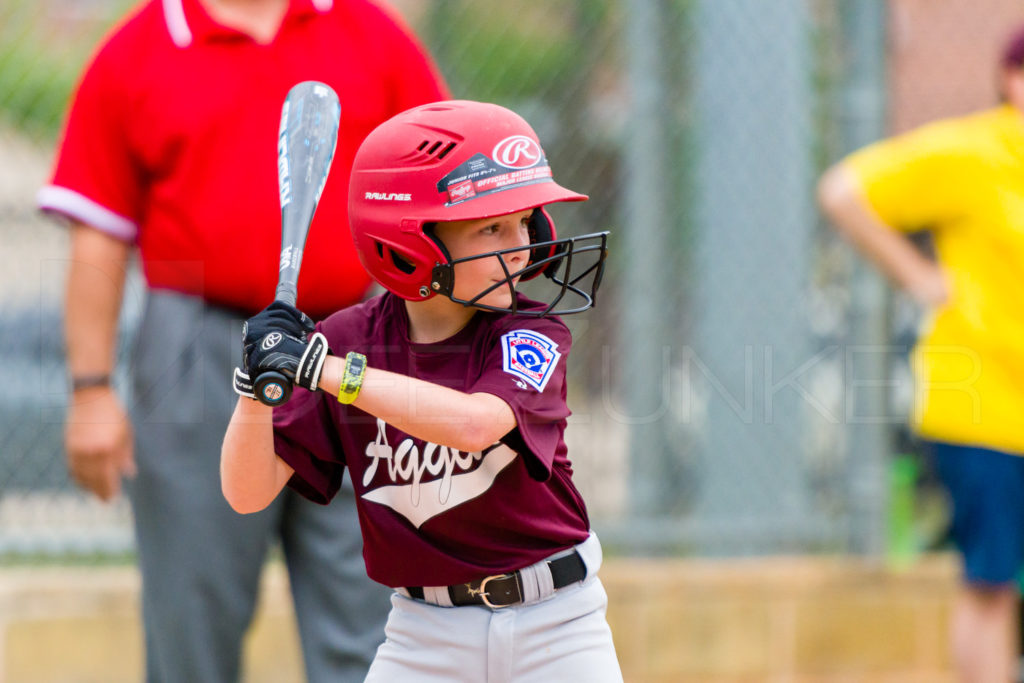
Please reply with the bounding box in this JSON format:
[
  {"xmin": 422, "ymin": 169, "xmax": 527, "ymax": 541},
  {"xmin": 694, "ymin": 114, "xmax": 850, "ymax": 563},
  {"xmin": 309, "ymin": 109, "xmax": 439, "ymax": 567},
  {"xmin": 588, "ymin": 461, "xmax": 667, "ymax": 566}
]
[{"xmin": 817, "ymin": 163, "xmax": 950, "ymax": 307}]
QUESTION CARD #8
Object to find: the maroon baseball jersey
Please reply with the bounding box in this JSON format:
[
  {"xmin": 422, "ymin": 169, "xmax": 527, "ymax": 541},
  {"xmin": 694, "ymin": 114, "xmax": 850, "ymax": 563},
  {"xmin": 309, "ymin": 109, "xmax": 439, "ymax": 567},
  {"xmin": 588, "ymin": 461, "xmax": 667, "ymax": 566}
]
[{"xmin": 272, "ymin": 293, "xmax": 591, "ymax": 587}]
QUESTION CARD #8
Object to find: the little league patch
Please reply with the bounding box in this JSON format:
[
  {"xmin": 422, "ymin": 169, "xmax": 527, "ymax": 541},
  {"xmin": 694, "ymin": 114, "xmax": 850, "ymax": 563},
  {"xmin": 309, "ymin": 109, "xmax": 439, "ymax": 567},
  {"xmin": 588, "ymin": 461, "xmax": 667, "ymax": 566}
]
[{"xmin": 500, "ymin": 330, "xmax": 561, "ymax": 392}]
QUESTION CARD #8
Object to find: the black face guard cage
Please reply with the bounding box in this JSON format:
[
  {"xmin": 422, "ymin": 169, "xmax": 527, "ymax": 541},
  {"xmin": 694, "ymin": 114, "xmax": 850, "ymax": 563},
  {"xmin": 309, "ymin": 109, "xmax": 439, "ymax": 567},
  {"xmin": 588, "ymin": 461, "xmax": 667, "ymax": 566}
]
[{"xmin": 428, "ymin": 231, "xmax": 609, "ymax": 317}]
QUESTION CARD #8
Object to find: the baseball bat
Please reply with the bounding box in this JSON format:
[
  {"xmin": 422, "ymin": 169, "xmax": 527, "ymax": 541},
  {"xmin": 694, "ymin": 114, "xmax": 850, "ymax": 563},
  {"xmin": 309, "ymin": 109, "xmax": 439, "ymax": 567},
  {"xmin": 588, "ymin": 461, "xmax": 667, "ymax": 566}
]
[{"xmin": 253, "ymin": 80, "xmax": 341, "ymax": 407}]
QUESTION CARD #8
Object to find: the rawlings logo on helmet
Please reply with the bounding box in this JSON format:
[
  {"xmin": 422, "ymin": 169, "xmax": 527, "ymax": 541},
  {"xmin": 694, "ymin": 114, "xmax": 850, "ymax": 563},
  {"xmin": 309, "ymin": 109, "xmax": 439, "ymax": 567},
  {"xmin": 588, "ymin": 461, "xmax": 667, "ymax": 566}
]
[
  {"xmin": 492, "ymin": 135, "xmax": 543, "ymax": 169},
  {"xmin": 365, "ymin": 192, "xmax": 412, "ymax": 201}
]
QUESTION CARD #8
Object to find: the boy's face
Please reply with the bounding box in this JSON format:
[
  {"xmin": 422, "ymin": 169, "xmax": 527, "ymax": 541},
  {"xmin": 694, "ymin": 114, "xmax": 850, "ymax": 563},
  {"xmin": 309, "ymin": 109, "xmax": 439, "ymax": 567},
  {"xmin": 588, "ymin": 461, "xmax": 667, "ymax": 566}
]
[{"xmin": 432, "ymin": 209, "xmax": 535, "ymax": 309}]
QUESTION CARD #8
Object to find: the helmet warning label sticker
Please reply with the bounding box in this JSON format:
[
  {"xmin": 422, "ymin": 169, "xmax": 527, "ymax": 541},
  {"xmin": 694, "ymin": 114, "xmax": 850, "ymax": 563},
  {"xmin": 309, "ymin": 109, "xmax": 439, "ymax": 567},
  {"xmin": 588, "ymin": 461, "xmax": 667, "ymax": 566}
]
[
  {"xmin": 438, "ymin": 147, "xmax": 553, "ymax": 207},
  {"xmin": 500, "ymin": 329, "xmax": 561, "ymax": 392}
]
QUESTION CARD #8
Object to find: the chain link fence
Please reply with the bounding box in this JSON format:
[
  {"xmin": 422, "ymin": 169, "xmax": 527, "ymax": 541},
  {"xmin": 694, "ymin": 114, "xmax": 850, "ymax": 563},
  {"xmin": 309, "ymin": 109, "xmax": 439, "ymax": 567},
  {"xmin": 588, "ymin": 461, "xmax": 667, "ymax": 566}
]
[{"xmin": 1, "ymin": 0, "xmax": 1018, "ymax": 560}]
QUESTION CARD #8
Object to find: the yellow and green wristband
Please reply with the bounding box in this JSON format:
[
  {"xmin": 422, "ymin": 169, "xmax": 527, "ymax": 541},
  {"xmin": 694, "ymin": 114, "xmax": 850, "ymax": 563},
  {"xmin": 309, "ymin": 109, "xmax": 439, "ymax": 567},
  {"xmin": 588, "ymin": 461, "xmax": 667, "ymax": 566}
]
[{"xmin": 337, "ymin": 351, "xmax": 367, "ymax": 404}]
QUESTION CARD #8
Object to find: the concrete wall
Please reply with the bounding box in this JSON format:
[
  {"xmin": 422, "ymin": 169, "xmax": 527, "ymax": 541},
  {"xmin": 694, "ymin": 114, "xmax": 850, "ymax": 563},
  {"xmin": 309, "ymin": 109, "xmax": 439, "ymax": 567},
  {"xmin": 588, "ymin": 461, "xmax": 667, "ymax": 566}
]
[
  {"xmin": 0, "ymin": 554, "xmax": 959, "ymax": 683},
  {"xmin": 887, "ymin": 0, "xmax": 1024, "ymax": 133}
]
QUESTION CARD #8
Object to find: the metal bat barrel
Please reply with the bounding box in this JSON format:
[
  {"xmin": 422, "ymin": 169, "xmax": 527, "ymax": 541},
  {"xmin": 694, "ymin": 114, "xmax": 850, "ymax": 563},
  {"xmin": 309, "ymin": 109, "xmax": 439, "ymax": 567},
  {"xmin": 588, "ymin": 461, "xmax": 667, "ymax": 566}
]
[
  {"xmin": 253, "ymin": 81, "xmax": 341, "ymax": 408},
  {"xmin": 275, "ymin": 80, "xmax": 341, "ymax": 306}
]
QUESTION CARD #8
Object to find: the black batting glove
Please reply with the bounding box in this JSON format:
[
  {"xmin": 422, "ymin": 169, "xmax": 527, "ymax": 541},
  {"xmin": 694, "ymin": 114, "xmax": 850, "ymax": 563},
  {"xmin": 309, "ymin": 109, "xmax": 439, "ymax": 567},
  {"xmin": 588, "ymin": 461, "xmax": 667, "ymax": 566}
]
[
  {"xmin": 243, "ymin": 328, "xmax": 307, "ymax": 383},
  {"xmin": 243, "ymin": 301, "xmax": 314, "ymax": 352},
  {"xmin": 240, "ymin": 331, "xmax": 329, "ymax": 393},
  {"xmin": 241, "ymin": 302, "xmax": 327, "ymax": 392},
  {"xmin": 232, "ymin": 367, "xmax": 257, "ymax": 400},
  {"xmin": 242, "ymin": 301, "xmax": 313, "ymax": 375},
  {"xmin": 295, "ymin": 333, "xmax": 329, "ymax": 390},
  {"xmin": 240, "ymin": 301, "xmax": 329, "ymax": 393}
]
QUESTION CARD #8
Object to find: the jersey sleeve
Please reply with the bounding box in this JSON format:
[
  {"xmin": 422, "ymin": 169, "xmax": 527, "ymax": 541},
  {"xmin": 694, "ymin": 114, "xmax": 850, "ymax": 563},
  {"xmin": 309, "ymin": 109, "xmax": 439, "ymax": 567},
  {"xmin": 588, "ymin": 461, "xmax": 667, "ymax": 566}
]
[
  {"xmin": 272, "ymin": 383, "xmax": 347, "ymax": 504},
  {"xmin": 467, "ymin": 319, "xmax": 572, "ymax": 481},
  {"xmin": 842, "ymin": 119, "xmax": 975, "ymax": 233},
  {"xmin": 38, "ymin": 37, "xmax": 142, "ymax": 241}
]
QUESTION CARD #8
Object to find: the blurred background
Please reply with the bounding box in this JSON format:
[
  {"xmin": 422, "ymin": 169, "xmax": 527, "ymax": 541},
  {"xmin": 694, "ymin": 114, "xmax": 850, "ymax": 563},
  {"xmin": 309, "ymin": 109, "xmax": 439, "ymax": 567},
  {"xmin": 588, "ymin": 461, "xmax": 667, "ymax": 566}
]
[{"xmin": 1, "ymin": 0, "xmax": 1022, "ymax": 680}]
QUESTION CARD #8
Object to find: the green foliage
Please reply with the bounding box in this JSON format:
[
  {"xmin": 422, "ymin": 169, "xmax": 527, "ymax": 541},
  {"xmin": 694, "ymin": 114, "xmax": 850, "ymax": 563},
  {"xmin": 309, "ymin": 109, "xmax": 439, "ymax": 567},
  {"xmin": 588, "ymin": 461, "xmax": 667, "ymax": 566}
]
[
  {"xmin": 432, "ymin": 20, "xmax": 573, "ymax": 100},
  {"xmin": 424, "ymin": 0, "xmax": 613, "ymax": 103},
  {"xmin": 0, "ymin": 41, "xmax": 80, "ymax": 140},
  {"xmin": 0, "ymin": 1, "xmax": 131, "ymax": 141}
]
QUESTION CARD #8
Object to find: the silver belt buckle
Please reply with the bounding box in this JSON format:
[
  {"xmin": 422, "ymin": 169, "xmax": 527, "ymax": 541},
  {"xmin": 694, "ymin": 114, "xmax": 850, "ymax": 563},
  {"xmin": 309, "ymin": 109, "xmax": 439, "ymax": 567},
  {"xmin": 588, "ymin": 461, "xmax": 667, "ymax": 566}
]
[{"xmin": 477, "ymin": 573, "xmax": 515, "ymax": 609}]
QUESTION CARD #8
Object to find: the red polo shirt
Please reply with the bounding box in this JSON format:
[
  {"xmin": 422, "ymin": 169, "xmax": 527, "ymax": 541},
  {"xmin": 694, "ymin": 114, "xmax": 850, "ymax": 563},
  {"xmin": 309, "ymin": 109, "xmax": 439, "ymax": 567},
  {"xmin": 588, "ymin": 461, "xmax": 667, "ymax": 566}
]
[{"xmin": 39, "ymin": 0, "xmax": 448, "ymax": 318}]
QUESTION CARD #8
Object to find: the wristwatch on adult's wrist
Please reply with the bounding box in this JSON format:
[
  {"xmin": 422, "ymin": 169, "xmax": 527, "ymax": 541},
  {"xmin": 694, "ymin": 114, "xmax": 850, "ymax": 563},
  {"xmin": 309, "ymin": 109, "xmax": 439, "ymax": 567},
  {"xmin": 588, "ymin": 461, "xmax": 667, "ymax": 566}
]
[{"xmin": 71, "ymin": 374, "xmax": 112, "ymax": 392}]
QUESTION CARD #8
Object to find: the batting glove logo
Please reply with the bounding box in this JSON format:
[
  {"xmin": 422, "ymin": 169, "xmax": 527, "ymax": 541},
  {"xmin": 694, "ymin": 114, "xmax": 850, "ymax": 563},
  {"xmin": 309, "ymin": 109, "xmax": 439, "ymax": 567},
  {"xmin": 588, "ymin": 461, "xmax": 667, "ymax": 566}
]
[
  {"xmin": 492, "ymin": 135, "xmax": 542, "ymax": 169},
  {"xmin": 261, "ymin": 332, "xmax": 284, "ymax": 350}
]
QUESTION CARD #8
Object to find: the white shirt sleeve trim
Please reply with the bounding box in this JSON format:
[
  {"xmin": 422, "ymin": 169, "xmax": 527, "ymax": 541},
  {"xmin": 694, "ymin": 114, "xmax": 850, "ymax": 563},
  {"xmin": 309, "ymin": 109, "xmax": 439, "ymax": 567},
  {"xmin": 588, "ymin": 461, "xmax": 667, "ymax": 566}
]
[
  {"xmin": 162, "ymin": 0, "xmax": 193, "ymax": 48},
  {"xmin": 36, "ymin": 185, "xmax": 138, "ymax": 242},
  {"xmin": 311, "ymin": 0, "xmax": 333, "ymax": 11}
]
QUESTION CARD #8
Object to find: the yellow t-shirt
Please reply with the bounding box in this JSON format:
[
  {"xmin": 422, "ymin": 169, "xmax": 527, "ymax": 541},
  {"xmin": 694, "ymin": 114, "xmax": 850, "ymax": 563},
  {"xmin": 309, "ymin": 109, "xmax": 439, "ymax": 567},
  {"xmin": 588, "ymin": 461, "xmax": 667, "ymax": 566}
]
[{"xmin": 845, "ymin": 104, "xmax": 1024, "ymax": 454}]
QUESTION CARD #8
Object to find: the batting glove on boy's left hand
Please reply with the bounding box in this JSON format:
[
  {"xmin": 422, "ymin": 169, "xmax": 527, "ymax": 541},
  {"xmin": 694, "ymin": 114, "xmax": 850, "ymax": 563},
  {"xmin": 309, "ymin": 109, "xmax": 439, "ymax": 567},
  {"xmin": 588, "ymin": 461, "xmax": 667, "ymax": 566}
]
[
  {"xmin": 239, "ymin": 302, "xmax": 329, "ymax": 393},
  {"xmin": 235, "ymin": 331, "xmax": 329, "ymax": 396}
]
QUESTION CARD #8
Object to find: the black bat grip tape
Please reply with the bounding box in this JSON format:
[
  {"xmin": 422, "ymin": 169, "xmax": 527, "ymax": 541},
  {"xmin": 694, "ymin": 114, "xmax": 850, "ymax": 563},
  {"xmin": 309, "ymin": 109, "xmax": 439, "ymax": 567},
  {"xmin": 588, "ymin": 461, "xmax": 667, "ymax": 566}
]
[{"xmin": 254, "ymin": 370, "xmax": 293, "ymax": 407}]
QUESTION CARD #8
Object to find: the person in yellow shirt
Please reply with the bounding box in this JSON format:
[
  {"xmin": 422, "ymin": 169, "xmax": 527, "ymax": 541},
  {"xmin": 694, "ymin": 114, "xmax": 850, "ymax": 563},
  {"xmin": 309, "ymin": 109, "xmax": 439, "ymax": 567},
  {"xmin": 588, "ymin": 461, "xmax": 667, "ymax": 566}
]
[{"xmin": 818, "ymin": 24, "xmax": 1024, "ymax": 683}]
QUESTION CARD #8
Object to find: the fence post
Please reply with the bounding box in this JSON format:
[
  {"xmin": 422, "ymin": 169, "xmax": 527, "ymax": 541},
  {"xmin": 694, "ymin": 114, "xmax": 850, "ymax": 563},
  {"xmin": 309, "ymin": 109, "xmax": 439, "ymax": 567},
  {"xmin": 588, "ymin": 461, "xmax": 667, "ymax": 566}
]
[
  {"xmin": 837, "ymin": 0, "xmax": 890, "ymax": 557},
  {"xmin": 691, "ymin": 0, "xmax": 816, "ymax": 554},
  {"xmin": 623, "ymin": 0, "xmax": 675, "ymax": 527}
]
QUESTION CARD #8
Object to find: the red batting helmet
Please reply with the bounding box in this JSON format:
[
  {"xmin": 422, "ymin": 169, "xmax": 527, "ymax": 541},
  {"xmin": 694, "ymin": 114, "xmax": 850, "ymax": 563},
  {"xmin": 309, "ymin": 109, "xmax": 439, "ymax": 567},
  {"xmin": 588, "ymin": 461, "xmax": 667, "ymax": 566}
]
[{"xmin": 348, "ymin": 100, "xmax": 607, "ymax": 315}]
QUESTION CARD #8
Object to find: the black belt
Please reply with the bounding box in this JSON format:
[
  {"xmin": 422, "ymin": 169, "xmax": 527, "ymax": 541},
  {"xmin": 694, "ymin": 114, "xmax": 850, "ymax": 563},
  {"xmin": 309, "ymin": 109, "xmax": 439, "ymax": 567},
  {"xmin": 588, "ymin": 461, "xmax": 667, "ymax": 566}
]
[{"xmin": 406, "ymin": 550, "xmax": 587, "ymax": 609}]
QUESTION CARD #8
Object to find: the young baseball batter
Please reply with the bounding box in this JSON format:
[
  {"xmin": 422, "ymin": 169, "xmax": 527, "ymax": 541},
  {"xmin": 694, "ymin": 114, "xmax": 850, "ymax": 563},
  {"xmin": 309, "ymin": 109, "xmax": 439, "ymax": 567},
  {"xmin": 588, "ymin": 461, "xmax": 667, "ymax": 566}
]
[{"xmin": 222, "ymin": 100, "xmax": 622, "ymax": 682}]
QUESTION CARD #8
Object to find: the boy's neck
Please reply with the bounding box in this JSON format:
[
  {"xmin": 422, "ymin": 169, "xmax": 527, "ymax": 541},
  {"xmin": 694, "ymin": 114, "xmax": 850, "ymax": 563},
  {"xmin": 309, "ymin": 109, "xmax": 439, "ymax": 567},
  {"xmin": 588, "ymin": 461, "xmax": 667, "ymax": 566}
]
[{"xmin": 404, "ymin": 297, "xmax": 478, "ymax": 344}]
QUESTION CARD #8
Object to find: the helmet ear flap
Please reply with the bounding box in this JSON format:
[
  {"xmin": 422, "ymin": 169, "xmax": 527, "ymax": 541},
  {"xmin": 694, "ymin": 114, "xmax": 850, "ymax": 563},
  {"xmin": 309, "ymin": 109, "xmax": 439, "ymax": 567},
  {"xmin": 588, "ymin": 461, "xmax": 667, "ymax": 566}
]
[
  {"xmin": 366, "ymin": 235, "xmax": 443, "ymax": 299},
  {"xmin": 374, "ymin": 241, "xmax": 417, "ymax": 275},
  {"xmin": 421, "ymin": 223, "xmax": 452, "ymax": 264},
  {"xmin": 524, "ymin": 208, "xmax": 559, "ymax": 281}
]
